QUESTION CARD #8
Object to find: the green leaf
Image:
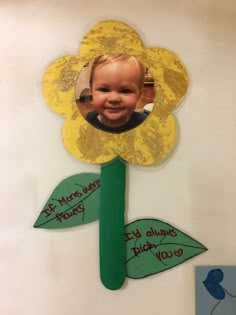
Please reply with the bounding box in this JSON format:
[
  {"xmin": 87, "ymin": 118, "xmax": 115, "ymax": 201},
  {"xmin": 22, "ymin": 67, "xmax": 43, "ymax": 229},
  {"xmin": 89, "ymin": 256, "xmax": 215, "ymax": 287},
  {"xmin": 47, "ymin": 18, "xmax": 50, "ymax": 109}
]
[
  {"xmin": 34, "ymin": 173, "xmax": 100, "ymax": 229},
  {"xmin": 125, "ymin": 218, "xmax": 207, "ymax": 279}
]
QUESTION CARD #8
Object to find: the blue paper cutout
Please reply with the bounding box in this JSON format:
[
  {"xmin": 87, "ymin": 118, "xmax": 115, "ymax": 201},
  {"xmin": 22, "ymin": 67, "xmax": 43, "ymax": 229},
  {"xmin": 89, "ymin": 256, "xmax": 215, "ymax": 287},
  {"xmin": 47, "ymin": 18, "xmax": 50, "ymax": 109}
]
[{"xmin": 203, "ymin": 268, "xmax": 225, "ymax": 300}]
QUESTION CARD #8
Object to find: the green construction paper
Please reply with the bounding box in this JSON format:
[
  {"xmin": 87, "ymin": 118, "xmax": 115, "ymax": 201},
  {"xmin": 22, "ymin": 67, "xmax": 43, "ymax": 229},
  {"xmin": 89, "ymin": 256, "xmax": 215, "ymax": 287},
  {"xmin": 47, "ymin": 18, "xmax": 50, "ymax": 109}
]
[
  {"xmin": 99, "ymin": 158, "xmax": 126, "ymax": 290},
  {"xmin": 34, "ymin": 171, "xmax": 208, "ymax": 287},
  {"xmin": 34, "ymin": 173, "xmax": 100, "ymax": 229},
  {"xmin": 125, "ymin": 218, "xmax": 207, "ymax": 279}
]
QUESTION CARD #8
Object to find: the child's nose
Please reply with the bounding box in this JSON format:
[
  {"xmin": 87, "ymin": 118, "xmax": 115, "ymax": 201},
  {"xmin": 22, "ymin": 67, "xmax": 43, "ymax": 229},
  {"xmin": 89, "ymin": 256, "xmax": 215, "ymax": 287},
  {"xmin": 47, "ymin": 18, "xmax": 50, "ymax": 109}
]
[{"xmin": 108, "ymin": 92, "xmax": 121, "ymax": 103}]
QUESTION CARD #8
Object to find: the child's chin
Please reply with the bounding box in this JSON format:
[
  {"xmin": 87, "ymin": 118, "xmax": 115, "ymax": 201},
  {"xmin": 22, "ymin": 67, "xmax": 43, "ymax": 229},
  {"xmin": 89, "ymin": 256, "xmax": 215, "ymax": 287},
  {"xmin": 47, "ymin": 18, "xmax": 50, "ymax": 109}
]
[{"xmin": 105, "ymin": 113, "xmax": 123, "ymax": 120}]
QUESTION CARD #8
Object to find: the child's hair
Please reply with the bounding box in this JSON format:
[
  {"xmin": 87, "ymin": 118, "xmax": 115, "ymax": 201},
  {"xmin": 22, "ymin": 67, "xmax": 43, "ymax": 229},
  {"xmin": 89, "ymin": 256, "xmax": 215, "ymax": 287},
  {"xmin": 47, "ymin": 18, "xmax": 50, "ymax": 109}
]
[{"xmin": 89, "ymin": 54, "xmax": 146, "ymax": 88}]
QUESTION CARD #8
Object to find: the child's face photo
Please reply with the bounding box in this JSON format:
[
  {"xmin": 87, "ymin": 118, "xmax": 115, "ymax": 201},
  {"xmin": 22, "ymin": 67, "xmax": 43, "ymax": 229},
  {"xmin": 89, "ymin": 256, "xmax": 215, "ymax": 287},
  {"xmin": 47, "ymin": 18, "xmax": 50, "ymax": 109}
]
[{"xmin": 91, "ymin": 59, "xmax": 142, "ymax": 128}]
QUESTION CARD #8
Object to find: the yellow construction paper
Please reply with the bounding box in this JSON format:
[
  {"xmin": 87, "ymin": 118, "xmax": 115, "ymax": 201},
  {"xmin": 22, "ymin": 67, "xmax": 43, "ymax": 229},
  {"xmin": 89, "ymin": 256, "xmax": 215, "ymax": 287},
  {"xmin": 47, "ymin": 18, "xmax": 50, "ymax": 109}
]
[{"xmin": 42, "ymin": 20, "xmax": 188, "ymax": 165}]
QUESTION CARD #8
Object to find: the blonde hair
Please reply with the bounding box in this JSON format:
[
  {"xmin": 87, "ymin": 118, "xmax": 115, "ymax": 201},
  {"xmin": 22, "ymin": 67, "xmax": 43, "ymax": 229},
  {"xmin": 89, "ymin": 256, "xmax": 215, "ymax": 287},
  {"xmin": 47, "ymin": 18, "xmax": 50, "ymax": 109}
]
[{"xmin": 89, "ymin": 54, "xmax": 145, "ymax": 88}]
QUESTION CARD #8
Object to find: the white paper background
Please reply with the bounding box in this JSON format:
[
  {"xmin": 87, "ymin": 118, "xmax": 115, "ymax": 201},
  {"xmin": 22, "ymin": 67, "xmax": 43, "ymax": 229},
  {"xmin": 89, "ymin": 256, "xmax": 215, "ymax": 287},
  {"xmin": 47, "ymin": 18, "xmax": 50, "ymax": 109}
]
[{"xmin": 0, "ymin": 1, "xmax": 235, "ymax": 314}]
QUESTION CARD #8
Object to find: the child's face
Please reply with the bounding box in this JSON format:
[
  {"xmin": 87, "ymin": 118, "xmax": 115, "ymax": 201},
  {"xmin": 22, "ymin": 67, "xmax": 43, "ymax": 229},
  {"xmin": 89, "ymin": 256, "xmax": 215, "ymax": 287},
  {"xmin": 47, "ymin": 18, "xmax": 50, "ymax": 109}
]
[{"xmin": 91, "ymin": 60, "xmax": 142, "ymax": 128}]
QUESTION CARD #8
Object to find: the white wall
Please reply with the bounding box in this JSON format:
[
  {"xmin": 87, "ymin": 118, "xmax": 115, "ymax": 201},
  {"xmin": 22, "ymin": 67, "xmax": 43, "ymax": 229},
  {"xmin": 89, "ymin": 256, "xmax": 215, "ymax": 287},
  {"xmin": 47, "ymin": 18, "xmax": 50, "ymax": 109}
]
[{"xmin": 0, "ymin": 0, "xmax": 235, "ymax": 314}]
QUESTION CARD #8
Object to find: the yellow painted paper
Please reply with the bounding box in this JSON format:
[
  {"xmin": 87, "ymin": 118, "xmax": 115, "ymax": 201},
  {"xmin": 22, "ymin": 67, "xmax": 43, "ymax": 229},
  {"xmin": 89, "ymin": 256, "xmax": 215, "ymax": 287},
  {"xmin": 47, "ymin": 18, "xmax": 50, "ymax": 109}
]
[{"xmin": 42, "ymin": 20, "xmax": 188, "ymax": 165}]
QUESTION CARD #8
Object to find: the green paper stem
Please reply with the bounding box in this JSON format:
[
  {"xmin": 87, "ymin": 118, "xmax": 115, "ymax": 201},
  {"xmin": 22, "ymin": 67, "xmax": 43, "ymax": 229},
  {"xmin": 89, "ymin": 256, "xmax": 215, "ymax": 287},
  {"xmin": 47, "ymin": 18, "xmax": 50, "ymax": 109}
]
[{"xmin": 99, "ymin": 157, "xmax": 126, "ymax": 290}]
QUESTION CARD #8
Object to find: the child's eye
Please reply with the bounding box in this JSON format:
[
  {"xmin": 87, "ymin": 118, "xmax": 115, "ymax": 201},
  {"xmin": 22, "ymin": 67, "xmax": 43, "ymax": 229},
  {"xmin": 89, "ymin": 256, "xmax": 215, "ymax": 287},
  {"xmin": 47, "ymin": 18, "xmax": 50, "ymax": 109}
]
[
  {"xmin": 121, "ymin": 89, "xmax": 132, "ymax": 94},
  {"xmin": 98, "ymin": 87, "xmax": 109, "ymax": 92}
]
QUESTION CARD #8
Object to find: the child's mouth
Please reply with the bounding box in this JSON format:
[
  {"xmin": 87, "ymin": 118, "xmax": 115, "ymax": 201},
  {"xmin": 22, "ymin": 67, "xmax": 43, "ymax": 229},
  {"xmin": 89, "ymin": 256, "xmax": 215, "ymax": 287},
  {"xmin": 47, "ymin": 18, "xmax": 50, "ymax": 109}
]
[{"xmin": 105, "ymin": 107, "xmax": 123, "ymax": 112}]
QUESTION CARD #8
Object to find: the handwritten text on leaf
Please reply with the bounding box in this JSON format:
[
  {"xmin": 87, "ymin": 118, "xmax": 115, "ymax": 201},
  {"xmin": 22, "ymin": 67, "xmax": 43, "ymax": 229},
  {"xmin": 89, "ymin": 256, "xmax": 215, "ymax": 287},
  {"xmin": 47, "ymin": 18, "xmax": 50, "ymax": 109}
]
[
  {"xmin": 34, "ymin": 173, "xmax": 100, "ymax": 229},
  {"xmin": 125, "ymin": 218, "xmax": 207, "ymax": 279}
]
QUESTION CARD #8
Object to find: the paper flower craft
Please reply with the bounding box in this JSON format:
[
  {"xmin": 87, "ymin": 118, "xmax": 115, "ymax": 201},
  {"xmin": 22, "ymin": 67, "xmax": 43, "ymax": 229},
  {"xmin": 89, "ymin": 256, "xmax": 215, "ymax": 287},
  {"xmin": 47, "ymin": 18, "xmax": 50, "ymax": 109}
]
[
  {"xmin": 41, "ymin": 20, "xmax": 191, "ymax": 290},
  {"xmin": 42, "ymin": 20, "xmax": 188, "ymax": 165}
]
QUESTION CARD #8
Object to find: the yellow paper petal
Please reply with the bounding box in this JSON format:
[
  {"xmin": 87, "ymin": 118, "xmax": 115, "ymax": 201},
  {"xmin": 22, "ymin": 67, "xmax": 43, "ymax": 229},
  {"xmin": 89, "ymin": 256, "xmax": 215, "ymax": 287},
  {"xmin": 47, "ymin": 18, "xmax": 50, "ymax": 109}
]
[
  {"xmin": 42, "ymin": 55, "xmax": 84, "ymax": 117},
  {"xmin": 79, "ymin": 20, "xmax": 144, "ymax": 60},
  {"xmin": 119, "ymin": 114, "xmax": 177, "ymax": 165},
  {"xmin": 63, "ymin": 113, "xmax": 117, "ymax": 163},
  {"xmin": 139, "ymin": 48, "xmax": 188, "ymax": 118}
]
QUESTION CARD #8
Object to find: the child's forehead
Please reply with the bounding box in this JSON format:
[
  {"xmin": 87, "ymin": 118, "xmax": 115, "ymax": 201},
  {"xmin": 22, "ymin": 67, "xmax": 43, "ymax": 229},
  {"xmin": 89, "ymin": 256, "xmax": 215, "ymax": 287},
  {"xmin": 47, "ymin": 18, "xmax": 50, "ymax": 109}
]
[
  {"xmin": 95, "ymin": 59, "xmax": 141, "ymax": 74},
  {"xmin": 90, "ymin": 55, "xmax": 145, "ymax": 87}
]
